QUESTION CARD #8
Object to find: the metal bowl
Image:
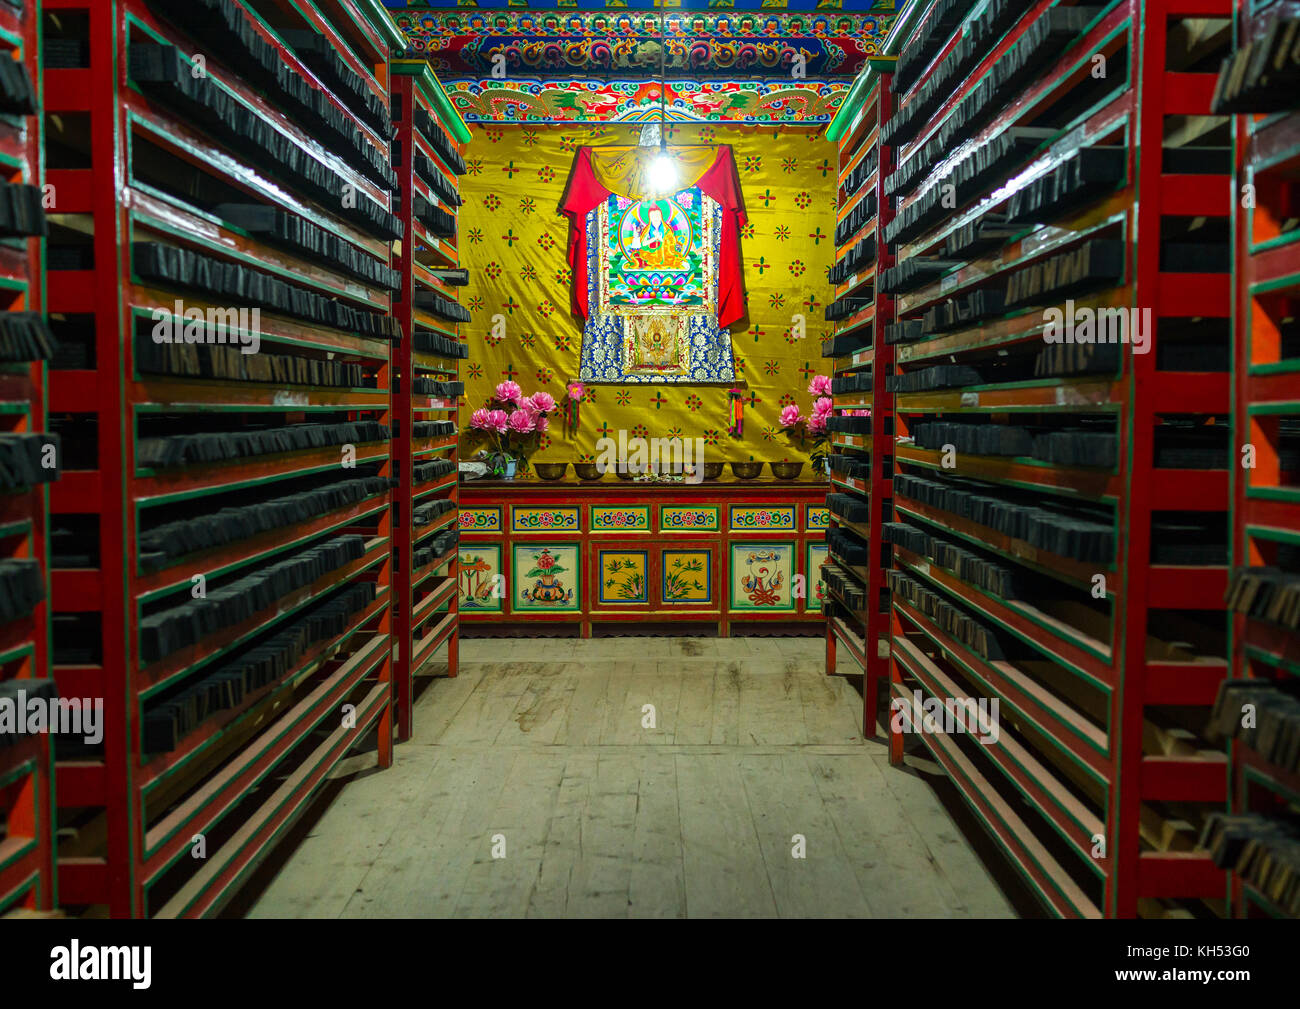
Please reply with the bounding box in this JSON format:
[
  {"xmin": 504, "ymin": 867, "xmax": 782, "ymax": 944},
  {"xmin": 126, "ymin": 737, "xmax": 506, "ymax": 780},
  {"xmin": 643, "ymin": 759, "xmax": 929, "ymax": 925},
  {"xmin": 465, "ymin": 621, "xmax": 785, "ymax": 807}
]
[
  {"xmin": 731, "ymin": 461, "xmax": 765, "ymax": 480},
  {"xmin": 701, "ymin": 462, "xmax": 725, "ymax": 480},
  {"xmin": 572, "ymin": 463, "xmax": 603, "ymax": 481},
  {"xmin": 770, "ymin": 461, "xmax": 805, "ymax": 480},
  {"xmin": 533, "ymin": 462, "xmax": 568, "ymax": 481}
]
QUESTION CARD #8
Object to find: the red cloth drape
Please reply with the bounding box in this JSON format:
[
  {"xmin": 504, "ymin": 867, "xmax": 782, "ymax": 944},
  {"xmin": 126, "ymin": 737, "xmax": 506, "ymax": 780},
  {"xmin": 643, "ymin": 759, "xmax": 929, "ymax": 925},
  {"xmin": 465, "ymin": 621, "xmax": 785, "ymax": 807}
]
[{"xmin": 558, "ymin": 145, "xmax": 748, "ymax": 329}]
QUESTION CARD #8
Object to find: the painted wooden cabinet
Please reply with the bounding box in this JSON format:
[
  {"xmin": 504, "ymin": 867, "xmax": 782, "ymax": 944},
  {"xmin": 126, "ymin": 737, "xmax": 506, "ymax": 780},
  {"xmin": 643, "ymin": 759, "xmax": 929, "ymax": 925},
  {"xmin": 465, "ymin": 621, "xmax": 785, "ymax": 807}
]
[{"xmin": 458, "ymin": 481, "xmax": 828, "ymax": 635}]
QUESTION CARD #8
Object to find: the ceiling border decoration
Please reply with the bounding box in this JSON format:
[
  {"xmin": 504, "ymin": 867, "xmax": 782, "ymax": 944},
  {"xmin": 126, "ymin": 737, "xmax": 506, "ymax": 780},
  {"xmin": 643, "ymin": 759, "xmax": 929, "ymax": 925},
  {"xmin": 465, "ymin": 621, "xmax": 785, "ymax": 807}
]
[
  {"xmin": 444, "ymin": 78, "xmax": 847, "ymax": 123},
  {"xmin": 389, "ymin": 8, "xmax": 895, "ymax": 80}
]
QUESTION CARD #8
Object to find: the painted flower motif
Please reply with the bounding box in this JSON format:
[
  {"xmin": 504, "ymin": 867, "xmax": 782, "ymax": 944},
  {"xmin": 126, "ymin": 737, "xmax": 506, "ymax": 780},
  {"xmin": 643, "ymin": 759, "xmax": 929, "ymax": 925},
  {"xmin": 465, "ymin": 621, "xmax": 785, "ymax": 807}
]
[
  {"xmin": 467, "ymin": 363, "xmax": 483, "ymax": 380},
  {"xmin": 781, "ymin": 158, "xmax": 798, "ymax": 173},
  {"xmin": 631, "ymin": 424, "xmax": 648, "ymax": 440},
  {"xmin": 468, "ymin": 295, "xmax": 485, "ymax": 312},
  {"xmin": 495, "ymin": 380, "xmax": 523, "ymax": 405},
  {"xmin": 554, "ymin": 333, "xmax": 574, "ymax": 353},
  {"xmin": 467, "ymin": 228, "xmax": 484, "ymax": 244},
  {"xmin": 788, "ymin": 259, "xmax": 806, "ymax": 277},
  {"xmin": 764, "ymin": 360, "xmax": 781, "ymax": 376},
  {"xmin": 485, "ymin": 128, "xmax": 505, "ymax": 144},
  {"xmin": 530, "ymin": 391, "xmax": 557, "ymax": 414},
  {"xmin": 522, "ymin": 129, "xmax": 540, "ymax": 147},
  {"xmin": 773, "ymin": 225, "xmax": 791, "ymax": 242},
  {"xmin": 770, "ymin": 293, "xmax": 786, "ymax": 308},
  {"xmin": 779, "ymin": 393, "xmax": 796, "ymax": 408},
  {"xmin": 615, "ymin": 390, "xmax": 631, "ymax": 406},
  {"xmin": 779, "ymin": 404, "xmax": 802, "ymax": 428},
  {"xmin": 793, "ymin": 191, "xmax": 813, "ymax": 209},
  {"xmin": 534, "ymin": 367, "xmax": 554, "ymax": 385},
  {"xmin": 537, "ymin": 233, "xmax": 557, "ymax": 251},
  {"xmin": 559, "ymin": 135, "xmax": 581, "ymax": 152},
  {"xmin": 508, "ymin": 410, "xmax": 536, "ymax": 434},
  {"xmin": 537, "ymin": 551, "xmax": 555, "ymax": 570},
  {"xmin": 519, "ymin": 265, "xmax": 537, "ymax": 281},
  {"xmin": 703, "ymin": 429, "xmax": 721, "ymax": 446},
  {"xmin": 809, "ymin": 375, "xmax": 833, "ymax": 397},
  {"xmin": 520, "ymin": 332, "xmax": 536, "ymax": 349},
  {"xmin": 537, "ymin": 299, "xmax": 556, "ymax": 318},
  {"xmin": 698, "ymin": 126, "xmax": 716, "ymax": 142},
  {"xmin": 485, "ymin": 262, "xmax": 502, "ymax": 280},
  {"xmin": 553, "ymin": 266, "xmax": 571, "ymax": 285},
  {"xmin": 519, "ymin": 197, "xmax": 536, "ymax": 215},
  {"xmin": 685, "ymin": 394, "xmax": 703, "ymax": 412},
  {"xmin": 743, "ymin": 155, "xmax": 762, "ymax": 173},
  {"xmin": 466, "ymin": 159, "xmax": 484, "ymax": 176},
  {"xmin": 537, "ymin": 166, "xmax": 557, "ymax": 183},
  {"xmin": 741, "ymin": 223, "xmax": 755, "ymax": 240},
  {"xmin": 483, "ymin": 194, "xmax": 501, "ymax": 211},
  {"xmin": 485, "ymin": 409, "xmax": 509, "ymax": 434}
]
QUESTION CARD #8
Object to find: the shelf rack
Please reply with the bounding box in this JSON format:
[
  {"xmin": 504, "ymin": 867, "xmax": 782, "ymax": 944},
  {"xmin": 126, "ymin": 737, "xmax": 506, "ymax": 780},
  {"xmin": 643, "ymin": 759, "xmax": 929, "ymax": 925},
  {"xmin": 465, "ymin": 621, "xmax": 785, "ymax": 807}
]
[
  {"xmin": 43, "ymin": 0, "xmax": 403, "ymax": 917},
  {"xmin": 389, "ymin": 60, "xmax": 470, "ymax": 742},
  {"xmin": 822, "ymin": 67, "xmax": 897, "ymax": 738},
  {"xmin": 880, "ymin": 0, "xmax": 1233, "ymax": 918},
  {"xmin": 0, "ymin": 0, "xmax": 55, "ymax": 914},
  {"xmin": 1224, "ymin": 0, "xmax": 1300, "ymax": 920}
]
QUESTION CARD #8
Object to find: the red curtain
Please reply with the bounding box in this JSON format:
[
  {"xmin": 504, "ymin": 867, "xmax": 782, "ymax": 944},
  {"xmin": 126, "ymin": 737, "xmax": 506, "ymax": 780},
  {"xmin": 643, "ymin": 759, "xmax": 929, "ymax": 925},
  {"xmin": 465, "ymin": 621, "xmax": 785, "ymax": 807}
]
[{"xmin": 558, "ymin": 145, "xmax": 748, "ymax": 328}]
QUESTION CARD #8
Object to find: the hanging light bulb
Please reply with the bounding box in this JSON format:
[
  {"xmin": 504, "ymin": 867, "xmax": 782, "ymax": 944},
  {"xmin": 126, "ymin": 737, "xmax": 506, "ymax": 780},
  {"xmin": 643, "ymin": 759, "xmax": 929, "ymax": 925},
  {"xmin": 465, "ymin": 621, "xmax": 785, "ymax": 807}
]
[
  {"xmin": 648, "ymin": 139, "xmax": 678, "ymax": 195},
  {"xmin": 645, "ymin": 16, "xmax": 677, "ymax": 196}
]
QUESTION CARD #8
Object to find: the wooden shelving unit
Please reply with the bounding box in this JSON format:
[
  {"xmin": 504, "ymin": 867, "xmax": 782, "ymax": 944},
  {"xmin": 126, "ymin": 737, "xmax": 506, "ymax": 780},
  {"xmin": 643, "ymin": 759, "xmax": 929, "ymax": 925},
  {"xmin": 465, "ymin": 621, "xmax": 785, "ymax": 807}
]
[
  {"xmin": 0, "ymin": 0, "xmax": 55, "ymax": 914},
  {"xmin": 822, "ymin": 66, "xmax": 896, "ymax": 738},
  {"xmin": 42, "ymin": 0, "xmax": 403, "ymax": 917},
  {"xmin": 1222, "ymin": 0, "xmax": 1300, "ymax": 920},
  {"xmin": 880, "ymin": 0, "xmax": 1233, "ymax": 918},
  {"xmin": 389, "ymin": 60, "xmax": 469, "ymax": 742}
]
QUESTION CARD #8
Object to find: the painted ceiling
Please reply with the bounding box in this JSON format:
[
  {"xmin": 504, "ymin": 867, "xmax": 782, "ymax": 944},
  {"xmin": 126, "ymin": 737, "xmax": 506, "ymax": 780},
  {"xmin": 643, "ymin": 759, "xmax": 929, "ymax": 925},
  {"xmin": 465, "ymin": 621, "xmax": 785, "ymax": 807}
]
[{"xmin": 384, "ymin": 3, "xmax": 896, "ymax": 124}]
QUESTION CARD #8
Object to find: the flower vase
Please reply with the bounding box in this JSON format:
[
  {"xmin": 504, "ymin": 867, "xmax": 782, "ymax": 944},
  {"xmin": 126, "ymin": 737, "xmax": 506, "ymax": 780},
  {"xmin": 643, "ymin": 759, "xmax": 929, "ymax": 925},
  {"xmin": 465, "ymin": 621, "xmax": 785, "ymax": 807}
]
[
  {"xmin": 824, "ymin": 458, "xmax": 831, "ymax": 480},
  {"xmin": 505, "ymin": 458, "xmax": 518, "ymax": 480}
]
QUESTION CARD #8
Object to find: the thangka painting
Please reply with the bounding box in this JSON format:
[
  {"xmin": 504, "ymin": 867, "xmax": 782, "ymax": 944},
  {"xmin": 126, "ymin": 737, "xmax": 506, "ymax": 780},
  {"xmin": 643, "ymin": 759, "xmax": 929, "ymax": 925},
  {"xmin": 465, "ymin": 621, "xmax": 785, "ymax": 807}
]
[{"xmin": 580, "ymin": 189, "xmax": 736, "ymax": 384}]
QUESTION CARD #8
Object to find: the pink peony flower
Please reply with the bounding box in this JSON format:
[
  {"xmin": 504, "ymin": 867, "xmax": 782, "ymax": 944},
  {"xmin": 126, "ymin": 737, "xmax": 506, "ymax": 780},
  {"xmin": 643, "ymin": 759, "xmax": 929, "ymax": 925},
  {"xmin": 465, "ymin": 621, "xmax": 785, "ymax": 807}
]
[
  {"xmin": 529, "ymin": 391, "xmax": 557, "ymax": 414},
  {"xmin": 566, "ymin": 381, "xmax": 585, "ymax": 402},
  {"xmin": 808, "ymin": 375, "xmax": 832, "ymax": 397},
  {"xmin": 485, "ymin": 409, "xmax": 509, "ymax": 433},
  {"xmin": 507, "ymin": 409, "xmax": 535, "ymax": 434},
  {"xmin": 535, "ymin": 413, "xmax": 550, "ymax": 433},
  {"xmin": 470, "ymin": 408, "xmax": 491, "ymax": 430},
  {"xmin": 779, "ymin": 404, "xmax": 803, "ymax": 428},
  {"xmin": 812, "ymin": 396, "xmax": 834, "ymax": 418},
  {"xmin": 494, "ymin": 380, "xmax": 523, "ymax": 405},
  {"xmin": 807, "ymin": 413, "xmax": 828, "ymax": 436}
]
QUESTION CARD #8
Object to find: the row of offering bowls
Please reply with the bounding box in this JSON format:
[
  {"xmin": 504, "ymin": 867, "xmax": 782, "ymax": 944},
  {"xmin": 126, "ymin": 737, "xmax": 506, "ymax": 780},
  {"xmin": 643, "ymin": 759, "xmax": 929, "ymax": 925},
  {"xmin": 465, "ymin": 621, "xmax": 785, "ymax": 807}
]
[{"xmin": 527, "ymin": 461, "xmax": 805, "ymax": 481}]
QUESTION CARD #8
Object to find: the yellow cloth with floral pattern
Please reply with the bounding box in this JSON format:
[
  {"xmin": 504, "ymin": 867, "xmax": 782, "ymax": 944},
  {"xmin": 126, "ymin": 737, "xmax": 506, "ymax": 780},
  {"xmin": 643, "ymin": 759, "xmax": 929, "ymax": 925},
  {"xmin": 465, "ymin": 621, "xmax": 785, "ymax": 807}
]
[{"xmin": 457, "ymin": 123, "xmax": 838, "ymax": 470}]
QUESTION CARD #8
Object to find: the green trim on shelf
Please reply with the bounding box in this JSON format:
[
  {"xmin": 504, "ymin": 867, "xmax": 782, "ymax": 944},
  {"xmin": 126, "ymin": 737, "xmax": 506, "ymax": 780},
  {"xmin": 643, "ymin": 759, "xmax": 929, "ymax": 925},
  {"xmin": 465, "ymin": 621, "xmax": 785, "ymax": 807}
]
[
  {"xmin": 358, "ymin": 0, "xmax": 407, "ymax": 51},
  {"xmin": 391, "ymin": 59, "xmax": 472, "ymax": 143}
]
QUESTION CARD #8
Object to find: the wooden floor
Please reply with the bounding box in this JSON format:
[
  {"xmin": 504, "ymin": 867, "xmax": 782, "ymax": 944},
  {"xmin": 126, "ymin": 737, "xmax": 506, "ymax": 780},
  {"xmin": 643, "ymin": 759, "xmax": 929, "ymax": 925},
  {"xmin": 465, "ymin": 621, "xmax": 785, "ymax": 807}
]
[{"xmin": 242, "ymin": 636, "xmax": 1020, "ymax": 918}]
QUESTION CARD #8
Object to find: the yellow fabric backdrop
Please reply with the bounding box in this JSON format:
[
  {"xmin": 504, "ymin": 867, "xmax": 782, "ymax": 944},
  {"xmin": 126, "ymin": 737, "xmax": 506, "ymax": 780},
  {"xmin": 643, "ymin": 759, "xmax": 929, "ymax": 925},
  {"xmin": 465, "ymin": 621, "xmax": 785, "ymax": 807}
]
[{"xmin": 456, "ymin": 123, "xmax": 839, "ymax": 471}]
